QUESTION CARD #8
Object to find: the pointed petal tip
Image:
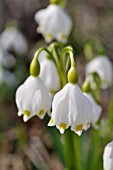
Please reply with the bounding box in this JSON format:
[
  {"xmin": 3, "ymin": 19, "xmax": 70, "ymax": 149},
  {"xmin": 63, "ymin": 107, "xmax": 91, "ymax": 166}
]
[
  {"xmin": 23, "ymin": 115, "xmax": 29, "ymax": 122},
  {"xmin": 59, "ymin": 128, "xmax": 65, "ymax": 134},
  {"xmin": 18, "ymin": 111, "xmax": 23, "ymax": 116},
  {"xmin": 48, "ymin": 122, "xmax": 53, "ymax": 127},
  {"xmin": 76, "ymin": 130, "xmax": 82, "ymax": 136}
]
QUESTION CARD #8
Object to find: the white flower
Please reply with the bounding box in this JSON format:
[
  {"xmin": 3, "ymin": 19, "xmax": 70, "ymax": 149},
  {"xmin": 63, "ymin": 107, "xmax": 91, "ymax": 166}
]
[
  {"xmin": 48, "ymin": 83, "xmax": 92, "ymax": 135},
  {"xmin": 0, "ymin": 49, "xmax": 16, "ymax": 68},
  {"xmin": 38, "ymin": 51, "xmax": 60, "ymax": 93},
  {"xmin": 16, "ymin": 76, "xmax": 52, "ymax": 122},
  {"xmin": 34, "ymin": 4, "xmax": 72, "ymax": 43},
  {"xmin": 0, "ymin": 26, "xmax": 27, "ymax": 55},
  {"xmin": 84, "ymin": 93, "xmax": 102, "ymax": 127},
  {"xmin": 103, "ymin": 141, "xmax": 113, "ymax": 170},
  {"xmin": 86, "ymin": 56, "xmax": 113, "ymax": 89}
]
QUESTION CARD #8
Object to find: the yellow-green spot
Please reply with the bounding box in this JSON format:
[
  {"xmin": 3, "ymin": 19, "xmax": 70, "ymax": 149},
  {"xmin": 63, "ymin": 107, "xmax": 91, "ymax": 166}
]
[
  {"xmin": 39, "ymin": 109, "xmax": 44, "ymax": 116},
  {"xmin": 60, "ymin": 123, "xmax": 67, "ymax": 130},
  {"xmin": 76, "ymin": 124, "xmax": 83, "ymax": 131},
  {"xmin": 46, "ymin": 33, "xmax": 53, "ymax": 39},
  {"xmin": 49, "ymin": 117, "xmax": 54, "ymax": 124},
  {"xmin": 50, "ymin": 90, "xmax": 56, "ymax": 94},
  {"xmin": 61, "ymin": 34, "xmax": 67, "ymax": 39},
  {"xmin": 24, "ymin": 110, "xmax": 31, "ymax": 117}
]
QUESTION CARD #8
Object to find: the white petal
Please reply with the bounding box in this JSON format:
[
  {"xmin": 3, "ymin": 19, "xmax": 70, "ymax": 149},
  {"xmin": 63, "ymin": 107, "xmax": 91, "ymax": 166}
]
[
  {"xmin": 39, "ymin": 57, "xmax": 60, "ymax": 92},
  {"xmin": 69, "ymin": 85, "xmax": 92, "ymax": 129},
  {"xmin": 51, "ymin": 83, "xmax": 70, "ymax": 126},
  {"xmin": 84, "ymin": 93, "xmax": 102, "ymax": 124},
  {"xmin": 103, "ymin": 141, "xmax": 113, "ymax": 170},
  {"xmin": 23, "ymin": 115, "xmax": 29, "ymax": 122},
  {"xmin": 15, "ymin": 84, "xmax": 25, "ymax": 112}
]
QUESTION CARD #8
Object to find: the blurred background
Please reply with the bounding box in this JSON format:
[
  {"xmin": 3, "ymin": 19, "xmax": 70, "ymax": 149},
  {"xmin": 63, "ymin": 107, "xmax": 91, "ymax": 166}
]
[{"xmin": 0, "ymin": 0, "xmax": 113, "ymax": 169}]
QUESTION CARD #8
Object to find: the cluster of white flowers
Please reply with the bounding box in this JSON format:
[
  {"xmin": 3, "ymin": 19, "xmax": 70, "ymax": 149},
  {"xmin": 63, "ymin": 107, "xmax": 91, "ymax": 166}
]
[
  {"xmin": 14, "ymin": 2, "xmax": 113, "ymax": 169},
  {"xmin": 15, "ymin": 45, "xmax": 107, "ymax": 136}
]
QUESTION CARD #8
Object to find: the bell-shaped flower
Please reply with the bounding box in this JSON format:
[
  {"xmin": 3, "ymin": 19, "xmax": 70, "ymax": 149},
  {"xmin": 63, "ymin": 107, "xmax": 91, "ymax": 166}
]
[
  {"xmin": 48, "ymin": 83, "xmax": 92, "ymax": 135},
  {"xmin": 86, "ymin": 56, "xmax": 113, "ymax": 89},
  {"xmin": 34, "ymin": 4, "xmax": 72, "ymax": 43},
  {"xmin": 16, "ymin": 76, "xmax": 52, "ymax": 122},
  {"xmin": 0, "ymin": 49, "xmax": 16, "ymax": 68},
  {"xmin": 38, "ymin": 51, "xmax": 60, "ymax": 93},
  {"xmin": 103, "ymin": 141, "xmax": 113, "ymax": 170},
  {"xmin": 0, "ymin": 26, "xmax": 27, "ymax": 55},
  {"xmin": 84, "ymin": 93, "xmax": 102, "ymax": 127}
]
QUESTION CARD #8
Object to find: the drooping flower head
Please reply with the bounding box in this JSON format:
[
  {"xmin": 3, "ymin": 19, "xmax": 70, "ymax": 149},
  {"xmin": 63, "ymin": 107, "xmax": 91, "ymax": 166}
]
[
  {"xmin": 16, "ymin": 76, "xmax": 52, "ymax": 122},
  {"xmin": 86, "ymin": 56, "xmax": 113, "ymax": 89},
  {"xmin": 15, "ymin": 49, "xmax": 52, "ymax": 122},
  {"xmin": 48, "ymin": 46, "xmax": 92, "ymax": 135},
  {"xmin": 0, "ymin": 24, "xmax": 27, "ymax": 55},
  {"xmin": 34, "ymin": 4, "xmax": 72, "ymax": 43}
]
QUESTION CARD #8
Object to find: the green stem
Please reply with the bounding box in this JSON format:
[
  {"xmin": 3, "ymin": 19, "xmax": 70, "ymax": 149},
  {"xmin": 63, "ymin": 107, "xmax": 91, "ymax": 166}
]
[
  {"xmin": 34, "ymin": 47, "xmax": 54, "ymax": 61},
  {"xmin": 64, "ymin": 130, "xmax": 77, "ymax": 170},
  {"xmin": 61, "ymin": 46, "xmax": 76, "ymax": 68},
  {"xmin": 49, "ymin": 43, "xmax": 66, "ymax": 87}
]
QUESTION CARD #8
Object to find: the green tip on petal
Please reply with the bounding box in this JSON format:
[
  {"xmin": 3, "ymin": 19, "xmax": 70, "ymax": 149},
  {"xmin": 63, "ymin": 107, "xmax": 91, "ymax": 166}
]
[
  {"xmin": 24, "ymin": 110, "xmax": 31, "ymax": 117},
  {"xmin": 30, "ymin": 58, "xmax": 40, "ymax": 77},
  {"xmin": 68, "ymin": 67, "xmax": 79, "ymax": 84}
]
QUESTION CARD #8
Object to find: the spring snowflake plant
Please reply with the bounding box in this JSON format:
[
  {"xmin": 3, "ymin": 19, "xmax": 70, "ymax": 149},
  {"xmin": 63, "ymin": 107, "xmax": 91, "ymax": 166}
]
[
  {"xmin": 16, "ymin": 44, "xmax": 95, "ymax": 134},
  {"xmin": 15, "ymin": 42, "xmax": 113, "ymax": 170}
]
